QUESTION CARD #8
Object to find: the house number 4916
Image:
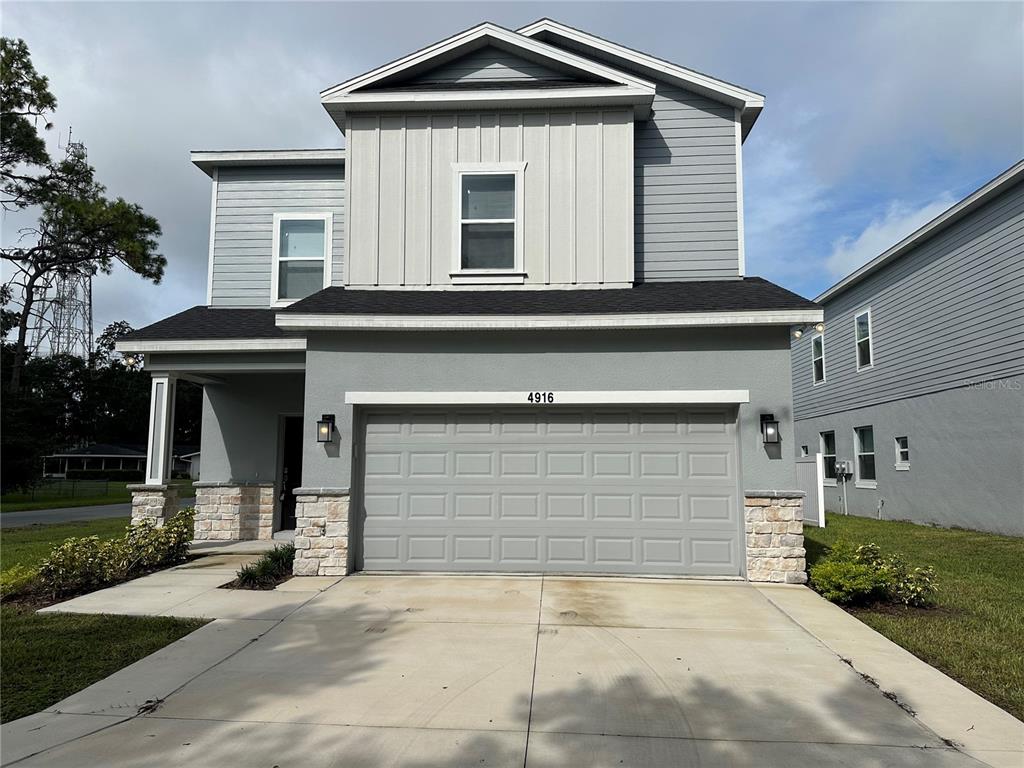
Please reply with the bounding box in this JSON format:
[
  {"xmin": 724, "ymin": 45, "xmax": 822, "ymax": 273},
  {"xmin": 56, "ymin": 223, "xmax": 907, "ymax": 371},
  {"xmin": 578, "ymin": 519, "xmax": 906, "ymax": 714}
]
[{"xmin": 527, "ymin": 391, "xmax": 555, "ymax": 404}]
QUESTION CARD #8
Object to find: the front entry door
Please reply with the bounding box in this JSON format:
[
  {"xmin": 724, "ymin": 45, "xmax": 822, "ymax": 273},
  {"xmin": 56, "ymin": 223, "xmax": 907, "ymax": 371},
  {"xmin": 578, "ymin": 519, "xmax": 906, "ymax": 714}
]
[{"xmin": 279, "ymin": 416, "xmax": 304, "ymax": 531}]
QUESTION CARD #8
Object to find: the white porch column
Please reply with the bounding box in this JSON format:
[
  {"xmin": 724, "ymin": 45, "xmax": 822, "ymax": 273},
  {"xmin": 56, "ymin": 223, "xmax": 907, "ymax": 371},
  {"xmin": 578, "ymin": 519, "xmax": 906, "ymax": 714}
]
[{"xmin": 144, "ymin": 373, "xmax": 177, "ymax": 485}]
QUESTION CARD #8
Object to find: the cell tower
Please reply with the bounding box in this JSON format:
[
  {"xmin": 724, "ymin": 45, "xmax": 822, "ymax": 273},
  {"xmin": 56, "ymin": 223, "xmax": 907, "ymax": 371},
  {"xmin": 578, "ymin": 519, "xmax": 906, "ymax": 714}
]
[{"xmin": 26, "ymin": 134, "xmax": 95, "ymax": 361}]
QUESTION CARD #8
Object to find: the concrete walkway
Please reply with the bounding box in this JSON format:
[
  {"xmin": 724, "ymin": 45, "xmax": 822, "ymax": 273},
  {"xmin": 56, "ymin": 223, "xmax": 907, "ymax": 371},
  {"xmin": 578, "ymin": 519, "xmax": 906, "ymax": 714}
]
[
  {"xmin": 3, "ymin": 571, "xmax": 1021, "ymax": 767},
  {"xmin": 1, "ymin": 498, "xmax": 195, "ymax": 528}
]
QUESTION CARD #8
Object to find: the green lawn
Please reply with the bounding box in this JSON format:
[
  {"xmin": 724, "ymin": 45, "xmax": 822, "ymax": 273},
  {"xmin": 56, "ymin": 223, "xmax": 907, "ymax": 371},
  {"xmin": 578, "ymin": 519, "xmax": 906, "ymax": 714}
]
[
  {"xmin": 1, "ymin": 479, "xmax": 195, "ymax": 513},
  {"xmin": 0, "ymin": 516, "xmax": 207, "ymax": 723},
  {"xmin": 804, "ymin": 513, "xmax": 1024, "ymax": 721}
]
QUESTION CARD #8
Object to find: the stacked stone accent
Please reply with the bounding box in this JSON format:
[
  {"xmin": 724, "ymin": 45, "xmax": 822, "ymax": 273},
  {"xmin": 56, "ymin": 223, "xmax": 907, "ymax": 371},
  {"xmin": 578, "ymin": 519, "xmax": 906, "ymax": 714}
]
[
  {"xmin": 292, "ymin": 488, "xmax": 350, "ymax": 577},
  {"xmin": 193, "ymin": 483, "xmax": 275, "ymax": 541},
  {"xmin": 128, "ymin": 484, "xmax": 179, "ymax": 527},
  {"xmin": 744, "ymin": 490, "xmax": 807, "ymax": 584}
]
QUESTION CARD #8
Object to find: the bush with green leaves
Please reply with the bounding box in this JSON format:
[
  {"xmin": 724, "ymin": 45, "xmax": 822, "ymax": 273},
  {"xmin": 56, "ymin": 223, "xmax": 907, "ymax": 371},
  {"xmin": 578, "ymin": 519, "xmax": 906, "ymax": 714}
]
[
  {"xmin": 233, "ymin": 544, "xmax": 295, "ymax": 590},
  {"xmin": 810, "ymin": 538, "xmax": 938, "ymax": 608},
  {"xmin": 37, "ymin": 509, "xmax": 195, "ymax": 598}
]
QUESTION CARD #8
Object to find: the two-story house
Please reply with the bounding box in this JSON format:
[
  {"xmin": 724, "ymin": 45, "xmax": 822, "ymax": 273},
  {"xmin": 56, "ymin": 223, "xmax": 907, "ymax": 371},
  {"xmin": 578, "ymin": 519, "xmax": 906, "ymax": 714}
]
[
  {"xmin": 791, "ymin": 161, "xmax": 1024, "ymax": 536},
  {"xmin": 119, "ymin": 19, "xmax": 822, "ymax": 581}
]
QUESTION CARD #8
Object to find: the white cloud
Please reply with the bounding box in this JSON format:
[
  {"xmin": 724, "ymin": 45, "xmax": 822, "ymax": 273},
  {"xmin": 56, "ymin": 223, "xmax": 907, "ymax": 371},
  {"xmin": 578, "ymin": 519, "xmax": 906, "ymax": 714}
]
[{"xmin": 826, "ymin": 196, "xmax": 956, "ymax": 278}]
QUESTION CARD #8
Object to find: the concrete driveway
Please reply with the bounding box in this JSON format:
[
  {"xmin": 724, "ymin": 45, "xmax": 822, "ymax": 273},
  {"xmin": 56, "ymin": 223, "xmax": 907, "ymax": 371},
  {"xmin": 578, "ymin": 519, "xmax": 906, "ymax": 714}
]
[{"xmin": 4, "ymin": 574, "xmax": 1021, "ymax": 767}]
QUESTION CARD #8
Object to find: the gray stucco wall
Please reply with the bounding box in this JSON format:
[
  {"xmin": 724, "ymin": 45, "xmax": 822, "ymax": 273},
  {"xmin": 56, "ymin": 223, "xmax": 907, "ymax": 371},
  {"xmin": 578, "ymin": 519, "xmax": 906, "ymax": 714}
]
[
  {"xmin": 794, "ymin": 381, "xmax": 1024, "ymax": 535},
  {"xmin": 199, "ymin": 373, "xmax": 305, "ymax": 483},
  {"xmin": 299, "ymin": 327, "xmax": 796, "ymax": 495}
]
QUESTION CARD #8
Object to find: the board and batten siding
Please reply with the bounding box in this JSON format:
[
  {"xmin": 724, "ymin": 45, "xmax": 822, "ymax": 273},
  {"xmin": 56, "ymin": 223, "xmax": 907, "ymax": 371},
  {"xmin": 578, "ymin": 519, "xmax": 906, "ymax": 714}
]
[
  {"xmin": 635, "ymin": 84, "xmax": 740, "ymax": 281},
  {"xmin": 406, "ymin": 45, "xmax": 576, "ymax": 85},
  {"xmin": 210, "ymin": 165, "xmax": 346, "ymax": 307},
  {"xmin": 792, "ymin": 179, "xmax": 1024, "ymax": 420},
  {"xmin": 346, "ymin": 110, "xmax": 634, "ymax": 287}
]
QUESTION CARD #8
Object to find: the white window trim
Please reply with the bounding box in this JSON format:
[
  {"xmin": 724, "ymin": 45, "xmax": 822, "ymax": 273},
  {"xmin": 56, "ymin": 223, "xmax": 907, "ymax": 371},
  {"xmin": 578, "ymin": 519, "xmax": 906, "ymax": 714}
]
[
  {"xmin": 811, "ymin": 332, "xmax": 826, "ymax": 385},
  {"xmin": 820, "ymin": 430, "xmax": 837, "ymax": 487},
  {"xmin": 854, "ymin": 426, "xmax": 877, "ymax": 489},
  {"xmin": 451, "ymin": 162, "xmax": 527, "ymax": 283},
  {"xmin": 894, "ymin": 436, "xmax": 910, "ymax": 471},
  {"xmin": 854, "ymin": 306, "xmax": 874, "ymax": 371},
  {"xmin": 271, "ymin": 212, "xmax": 333, "ymax": 307}
]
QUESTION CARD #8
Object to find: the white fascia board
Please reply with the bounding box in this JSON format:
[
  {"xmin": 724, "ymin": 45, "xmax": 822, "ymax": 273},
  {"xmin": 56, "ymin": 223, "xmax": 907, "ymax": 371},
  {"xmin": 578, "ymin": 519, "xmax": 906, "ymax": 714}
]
[
  {"xmin": 276, "ymin": 309, "xmax": 824, "ymax": 331},
  {"xmin": 517, "ymin": 19, "xmax": 764, "ymax": 136},
  {"xmin": 321, "ymin": 22, "xmax": 656, "ymax": 100},
  {"xmin": 115, "ymin": 338, "xmax": 307, "ymax": 353},
  {"xmin": 345, "ymin": 390, "xmax": 751, "ymax": 406},
  {"xmin": 191, "ymin": 149, "xmax": 345, "ymax": 178},
  {"xmin": 816, "ymin": 160, "xmax": 1024, "ymax": 304},
  {"xmin": 329, "ymin": 85, "xmax": 653, "ymax": 114}
]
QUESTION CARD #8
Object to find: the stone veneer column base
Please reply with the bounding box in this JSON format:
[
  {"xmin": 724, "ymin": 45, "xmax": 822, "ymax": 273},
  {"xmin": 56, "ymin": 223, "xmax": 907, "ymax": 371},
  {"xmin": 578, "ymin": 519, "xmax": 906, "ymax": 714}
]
[
  {"xmin": 193, "ymin": 482, "xmax": 275, "ymax": 541},
  {"xmin": 744, "ymin": 490, "xmax": 807, "ymax": 584},
  {"xmin": 292, "ymin": 488, "xmax": 350, "ymax": 577},
  {"xmin": 128, "ymin": 484, "xmax": 179, "ymax": 527}
]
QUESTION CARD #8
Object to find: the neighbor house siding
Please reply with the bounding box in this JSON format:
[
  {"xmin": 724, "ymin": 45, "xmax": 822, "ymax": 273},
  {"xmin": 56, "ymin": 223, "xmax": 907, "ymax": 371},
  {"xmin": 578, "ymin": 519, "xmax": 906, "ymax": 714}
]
[
  {"xmin": 406, "ymin": 45, "xmax": 573, "ymax": 84},
  {"xmin": 792, "ymin": 180, "xmax": 1024, "ymax": 419},
  {"xmin": 346, "ymin": 109, "xmax": 634, "ymax": 287},
  {"xmin": 210, "ymin": 165, "xmax": 346, "ymax": 307},
  {"xmin": 634, "ymin": 84, "xmax": 740, "ymax": 281}
]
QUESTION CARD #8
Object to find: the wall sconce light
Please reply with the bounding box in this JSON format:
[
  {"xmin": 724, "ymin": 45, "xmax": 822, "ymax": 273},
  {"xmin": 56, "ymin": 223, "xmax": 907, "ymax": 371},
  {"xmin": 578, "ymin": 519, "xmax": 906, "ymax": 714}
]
[
  {"xmin": 316, "ymin": 414, "xmax": 336, "ymax": 443},
  {"xmin": 760, "ymin": 413, "xmax": 780, "ymax": 445},
  {"xmin": 793, "ymin": 322, "xmax": 825, "ymax": 340}
]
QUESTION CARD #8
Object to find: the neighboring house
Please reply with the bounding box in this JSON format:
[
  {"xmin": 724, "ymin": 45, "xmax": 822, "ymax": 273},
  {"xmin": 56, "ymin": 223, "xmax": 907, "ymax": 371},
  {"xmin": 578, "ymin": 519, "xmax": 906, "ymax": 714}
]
[
  {"xmin": 792, "ymin": 161, "xmax": 1024, "ymax": 536},
  {"xmin": 43, "ymin": 443, "xmax": 146, "ymax": 478},
  {"xmin": 118, "ymin": 19, "xmax": 822, "ymax": 580},
  {"xmin": 180, "ymin": 451, "xmax": 202, "ymax": 480}
]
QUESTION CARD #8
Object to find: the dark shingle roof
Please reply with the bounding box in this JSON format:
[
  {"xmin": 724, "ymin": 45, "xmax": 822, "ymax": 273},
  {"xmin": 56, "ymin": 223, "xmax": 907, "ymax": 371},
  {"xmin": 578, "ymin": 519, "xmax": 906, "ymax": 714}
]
[
  {"xmin": 124, "ymin": 279, "xmax": 817, "ymax": 342},
  {"xmin": 283, "ymin": 278, "xmax": 818, "ymax": 316}
]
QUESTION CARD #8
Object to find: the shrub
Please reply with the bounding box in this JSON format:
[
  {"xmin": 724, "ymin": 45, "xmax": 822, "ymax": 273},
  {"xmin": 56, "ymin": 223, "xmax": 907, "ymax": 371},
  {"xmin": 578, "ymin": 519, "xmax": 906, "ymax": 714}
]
[
  {"xmin": 38, "ymin": 509, "xmax": 195, "ymax": 598},
  {"xmin": 233, "ymin": 544, "xmax": 295, "ymax": 590},
  {"xmin": 810, "ymin": 559, "xmax": 887, "ymax": 605},
  {"xmin": 0, "ymin": 565, "xmax": 40, "ymax": 599}
]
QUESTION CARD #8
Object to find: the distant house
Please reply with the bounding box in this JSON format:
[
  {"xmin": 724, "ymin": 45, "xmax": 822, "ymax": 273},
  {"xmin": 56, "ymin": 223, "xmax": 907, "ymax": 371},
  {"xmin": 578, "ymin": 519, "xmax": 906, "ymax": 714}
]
[
  {"xmin": 180, "ymin": 451, "xmax": 201, "ymax": 480},
  {"xmin": 791, "ymin": 160, "xmax": 1024, "ymax": 536},
  {"xmin": 43, "ymin": 444, "xmax": 146, "ymax": 478}
]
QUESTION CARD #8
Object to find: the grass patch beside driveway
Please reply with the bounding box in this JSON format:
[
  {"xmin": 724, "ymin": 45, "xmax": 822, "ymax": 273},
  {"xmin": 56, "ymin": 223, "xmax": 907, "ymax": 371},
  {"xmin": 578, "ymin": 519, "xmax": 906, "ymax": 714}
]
[
  {"xmin": 1, "ymin": 516, "xmax": 207, "ymax": 723},
  {"xmin": 804, "ymin": 513, "xmax": 1024, "ymax": 721}
]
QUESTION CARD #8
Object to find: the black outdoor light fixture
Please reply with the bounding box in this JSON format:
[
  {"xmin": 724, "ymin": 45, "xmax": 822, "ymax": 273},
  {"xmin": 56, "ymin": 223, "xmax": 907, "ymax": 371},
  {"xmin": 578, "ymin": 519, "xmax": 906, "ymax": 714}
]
[
  {"xmin": 760, "ymin": 413, "xmax": 781, "ymax": 445},
  {"xmin": 317, "ymin": 414, "xmax": 336, "ymax": 443}
]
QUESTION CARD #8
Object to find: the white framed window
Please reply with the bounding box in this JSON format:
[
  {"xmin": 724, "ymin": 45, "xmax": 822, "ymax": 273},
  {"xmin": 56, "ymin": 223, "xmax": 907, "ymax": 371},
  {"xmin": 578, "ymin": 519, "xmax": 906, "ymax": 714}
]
[
  {"xmin": 854, "ymin": 425, "xmax": 876, "ymax": 488},
  {"xmin": 820, "ymin": 431, "xmax": 837, "ymax": 485},
  {"xmin": 811, "ymin": 333, "xmax": 826, "ymax": 384},
  {"xmin": 271, "ymin": 212, "xmax": 332, "ymax": 305},
  {"xmin": 854, "ymin": 308, "xmax": 873, "ymax": 370},
  {"xmin": 895, "ymin": 435, "xmax": 910, "ymax": 470},
  {"xmin": 451, "ymin": 162, "xmax": 526, "ymax": 284}
]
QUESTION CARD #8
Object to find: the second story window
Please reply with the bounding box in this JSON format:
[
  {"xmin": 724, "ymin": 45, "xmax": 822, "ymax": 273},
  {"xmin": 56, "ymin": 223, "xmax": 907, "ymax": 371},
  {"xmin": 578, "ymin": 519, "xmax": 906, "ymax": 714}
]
[
  {"xmin": 811, "ymin": 333, "xmax": 825, "ymax": 384},
  {"xmin": 272, "ymin": 213, "xmax": 332, "ymax": 304},
  {"xmin": 452, "ymin": 163, "xmax": 526, "ymax": 282},
  {"xmin": 855, "ymin": 308, "xmax": 873, "ymax": 370}
]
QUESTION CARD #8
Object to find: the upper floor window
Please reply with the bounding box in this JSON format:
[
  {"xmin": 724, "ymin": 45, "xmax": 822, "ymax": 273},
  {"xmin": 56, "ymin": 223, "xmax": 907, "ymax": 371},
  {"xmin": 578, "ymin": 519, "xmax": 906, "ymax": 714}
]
[
  {"xmin": 811, "ymin": 333, "xmax": 825, "ymax": 384},
  {"xmin": 855, "ymin": 308, "xmax": 873, "ymax": 370},
  {"xmin": 452, "ymin": 163, "xmax": 526, "ymax": 282},
  {"xmin": 895, "ymin": 435, "xmax": 910, "ymax": 470},
  {"xmin": 820, "ymin": 431, "xmax": 837, "ymax": 483},
  {"xmin": 272, "ymin": 213, "xmax": 332, "ymax": 305},
  {"xmin": 855, "ymin": 425, "xmax": 876, "ymax": 487}
]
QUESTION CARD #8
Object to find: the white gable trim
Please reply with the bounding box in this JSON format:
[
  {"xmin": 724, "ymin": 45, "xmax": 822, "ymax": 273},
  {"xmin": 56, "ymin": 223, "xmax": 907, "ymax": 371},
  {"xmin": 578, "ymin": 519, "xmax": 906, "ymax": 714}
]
[{"xmin": 321, "ymin": 22, "xmax": 655, "ymax": 100}]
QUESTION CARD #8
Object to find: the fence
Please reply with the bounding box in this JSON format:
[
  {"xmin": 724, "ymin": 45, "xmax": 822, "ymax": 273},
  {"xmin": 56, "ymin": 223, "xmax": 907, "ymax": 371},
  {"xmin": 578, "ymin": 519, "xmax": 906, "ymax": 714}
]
[
  {"xmin": 795, "ymin": 453, "xmax": 825, "ymax": 527},
  {"xmin": 21, "ymin": 479, "xmax": 120, "ymax": 501}
]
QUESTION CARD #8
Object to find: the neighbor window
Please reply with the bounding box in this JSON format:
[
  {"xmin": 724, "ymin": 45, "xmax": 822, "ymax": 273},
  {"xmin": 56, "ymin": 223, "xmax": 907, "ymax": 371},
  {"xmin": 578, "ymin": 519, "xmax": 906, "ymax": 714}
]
[
  {"xmin": 820, "ymin": 431, "xmax": 837, "ymax": 482},
  {"xmin": 895, "ymin": 436, "xmax": 910, "ymax": 469},
  {"xmin": 855, "ymin": 309, "xmax": 873, "ymax": 369},
  {"xmin": 855, "ymin": 426, "xmax": 876, "ymax": 485},
  {"xmin": 272, "ymin": 213, "xmax": 331, "ymax": 303},
  {"xmin": 453, "ymin": 163, "xmax": 525, "ymax": 280},
  {"xmin": 812, "ymin": 333, "xmax": 826, "ymax": 384}
]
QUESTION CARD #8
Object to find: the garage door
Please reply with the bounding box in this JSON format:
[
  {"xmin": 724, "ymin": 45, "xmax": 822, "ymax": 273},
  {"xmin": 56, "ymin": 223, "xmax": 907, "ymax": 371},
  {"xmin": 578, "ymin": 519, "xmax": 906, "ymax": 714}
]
[{"xmin": 359, "ymin": 407, "xmax": 742, "ymax": 575}]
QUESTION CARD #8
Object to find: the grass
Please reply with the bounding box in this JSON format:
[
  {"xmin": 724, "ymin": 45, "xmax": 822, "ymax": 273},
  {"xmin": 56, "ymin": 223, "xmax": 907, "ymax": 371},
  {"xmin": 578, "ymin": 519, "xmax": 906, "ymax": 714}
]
[
  {"xmin": 805, "ymin": 513, "xmax": 1024, "ymax": 721},
  {"xmin": 1, "ymin": 479, "xmax": 195, "ymax": 513},
  {"xmin": 0, "ymin": 515, "xmax": 207, "ymax": 723}
]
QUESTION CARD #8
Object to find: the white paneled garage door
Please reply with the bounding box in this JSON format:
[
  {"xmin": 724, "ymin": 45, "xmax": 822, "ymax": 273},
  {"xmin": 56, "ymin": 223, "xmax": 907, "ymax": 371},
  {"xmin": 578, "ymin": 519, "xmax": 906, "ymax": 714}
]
[{"xmin": 359, "ymin": 407, "xmax": 742, "ymax": 575}]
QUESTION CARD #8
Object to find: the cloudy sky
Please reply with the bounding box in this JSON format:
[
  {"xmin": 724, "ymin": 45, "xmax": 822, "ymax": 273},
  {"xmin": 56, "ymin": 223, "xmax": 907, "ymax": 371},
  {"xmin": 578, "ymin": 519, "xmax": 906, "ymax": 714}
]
[{"xmin": 3, "ymin": 1, "xmax": 1022, "ymax": 334}]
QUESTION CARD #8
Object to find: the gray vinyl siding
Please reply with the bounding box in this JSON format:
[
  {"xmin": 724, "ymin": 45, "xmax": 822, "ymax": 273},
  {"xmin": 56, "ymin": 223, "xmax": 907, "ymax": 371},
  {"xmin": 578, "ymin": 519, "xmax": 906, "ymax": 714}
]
[
  {"xmin": 792, "ymin": 179, "xmax": 1024, "ymax": 420},
  {"xmin": 635, "ymin": 84, "xmax": 740, "ymax": 281},
  {"xmin": 406, "ymin": 45, "xmax": 574, "ymax": 85},
  {"xmin": 211, "ymin": 165, "xmax": 345, "ymax": 307}
]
